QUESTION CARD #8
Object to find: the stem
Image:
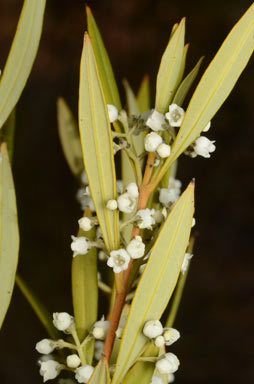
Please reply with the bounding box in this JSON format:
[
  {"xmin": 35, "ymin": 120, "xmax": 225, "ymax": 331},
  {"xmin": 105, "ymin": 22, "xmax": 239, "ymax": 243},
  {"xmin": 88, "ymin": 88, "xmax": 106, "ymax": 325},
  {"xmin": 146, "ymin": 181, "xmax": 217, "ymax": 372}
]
[{"xmin": 70, "ymin": 325, "xmax": 86, "ymax": 365}]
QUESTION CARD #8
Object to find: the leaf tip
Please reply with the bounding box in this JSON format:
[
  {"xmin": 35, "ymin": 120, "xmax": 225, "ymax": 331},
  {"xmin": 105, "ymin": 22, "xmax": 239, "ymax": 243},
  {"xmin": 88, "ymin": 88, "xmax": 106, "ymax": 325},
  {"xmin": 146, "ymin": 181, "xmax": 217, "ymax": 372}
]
[{"xmin": 86, "ymin": 4, "xmax": 92, "ymax": 15}]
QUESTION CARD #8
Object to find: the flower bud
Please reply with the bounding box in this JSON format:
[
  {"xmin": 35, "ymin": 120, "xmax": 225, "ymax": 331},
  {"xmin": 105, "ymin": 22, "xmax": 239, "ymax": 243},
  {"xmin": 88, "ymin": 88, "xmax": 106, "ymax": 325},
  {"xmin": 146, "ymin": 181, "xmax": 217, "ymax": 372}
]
[
  {"xmin": 156, "ymin": 353, "xmax": 180, "ymax": 374},
  {"xmin": 144, "ymin": 132, "xmax": 163, "ymax": 152},
  {"xmin": 193, "ymin": 136, "xmax": 216, "ymax": 158},
  {"xmin": 163, "ymin": 328, "xmax": 180, "ymax": 346},
  {"xmin": 92, "ymin": 318, "xmax": 110, "ymax": 340},
  {"xmin": 146, "ymin": 109, "xmax": 165, "ymax": 131},
  {"xmin": 125, "ymin": 182, "xmax": 139, "ymax": 199},
  {"xmin": 126, "ymin": 236, "xmax": 145, "ymax": 259},
  {"xmin": 36, "ymin": 339, "xmax": 56, "ymax": 354},
  {"xmin": 75, "ymin": 365, "xmax": 94, "ymax": 383},
  {"xmin": 136, "ymin": 209, "xmax": 156, "ymax": 230},
  {"xmin": 143, "ymin": 320, "xmax": 163, "ymax": 339},
  {"xmin": 107, "ymin": 104, "xmax": 118, "ymax": 123},
  {"xmin": 66, "ymin": 354, "xmax": 81, "ymax": 369},
  {"xmin": 154, "ymin": 335, "xmax": 165, "ymax": 348},
  {"xmin": 203, "ymin": 121, "xmax": 211, "ymax": 132},
  {"xmin": 106, "ymin": 199, "xmax": 118, "ymax": 210},
  {"xmin": 156, "ymin": 143, "xmax": 171, "ymax": 158},
  {"xmin": 71, "ymin": 236, "xmax": 91, "ymax": 257},
  {"xmin": 78, "ymin": 217, "xmax": 93, "ymax": 231},
  {"xmin": 39, "ymin": 360, "xmax": 62, "ymax": 382},
  {"xmin": 53, "ymin": 312, "xmax": 73, "ymax": 331},
  {"xmin": 117, "ymin": 193, "xmax": 136, "ymax": 213}
]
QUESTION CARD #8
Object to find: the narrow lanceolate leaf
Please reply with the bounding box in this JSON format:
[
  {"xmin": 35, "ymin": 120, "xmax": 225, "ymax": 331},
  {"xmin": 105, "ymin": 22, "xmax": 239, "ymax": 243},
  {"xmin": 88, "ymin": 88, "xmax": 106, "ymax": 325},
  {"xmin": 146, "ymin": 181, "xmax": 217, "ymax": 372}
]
[
  {"xmin": 86, "ymin": 6, "xmax": 121, "ymax": 111},
  {"xmin": 112, "ymin": 182, "xmax": 194, "ymax": 383},
  {"xmin": 57, "ymin": 98, "xmax": 83, "ymax": 177},
  {"xmin": 15, "ymin": 274, "xmax": 60, "ymax": 340},
  {"xmin": 0, "ymin": 0, "xmax": 46, "ymax": 130},
  {"xmin": 72, "ymin": 209, "xmax": 98, "ymax": 364},
  {"xmin": 79, "ymin": 34, "xmax": 119, "ymax": 252},
  {"xmin": 159, "ymin": 3, "xmax": 254, "ymax": 178},
  {"xmin": 88, "ymin": 359, "xmax": 111, "ymax": 384},
  {"xmin": 173, "ymin": 56, "xmax": 204, "ymax": 106},
  {"xmin": 174, "ymin": 43, "xmax": 189, "ymax": 93},
  {"xmin": 0, "ymin": 143, "xmax": 19, "ymax": 329},
  {"xmin": 137, "ymin": 75, "xmax": 150, "ymax": 113},
  {"xmin": 155, "ymin": 19, "xmax": 185, "ymax": 113},
  {"xmin": 121, "ymin": 344, "xmax": 158, "ymax": 384},
  {"xmin": 123, "ymin": 79, "xmax": 140, "ymax": 116}
]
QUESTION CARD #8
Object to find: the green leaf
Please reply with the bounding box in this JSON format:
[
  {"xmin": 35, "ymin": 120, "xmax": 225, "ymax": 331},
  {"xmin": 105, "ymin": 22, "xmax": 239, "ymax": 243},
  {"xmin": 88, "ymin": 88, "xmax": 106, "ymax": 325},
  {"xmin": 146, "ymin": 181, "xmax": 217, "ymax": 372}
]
[
  {"xmin": 15, "ymin": 274, "xmax": 60, "ymax": 340},
  {"xmin": 86, "ymin": 6, "xmax": 121, "ymax": 111},
  {"xmin": 173, "ymin": 56, "xmax": 204, "ymax": 106},
  {"xmin": 79, "ymin": 33, "xmax": 119, "ymax": 252},
  {"xmin": 121, "ymin": 344, "xmax": 158, "ymax": 384},
  {"xmin": 57, "ymin": 97, "xmax": 84, "ymax": 177},
  {"xmin": 88, "ymin": 359, "xmax": 111, "ymax": 384},
  {"xmin": 72, "ymin": 209, "xmax": 98, "ymax": 364},
  {"xmin": 174, "ymin": 43, "xmax": 189, "ymax": 93},
  {"xmin": 112, "ymin": 181, "xmax": 194, "ymax": 383},
  {"xmin": 0, "ymin": 143, "xmax": 19, "ymax": 329},
  {"xmin": 155, "ymin": 19, "xmax": 185, "ymax": 113},
  {"xmin": 0, "ymin": 0, "xmax": 46, "ymax": 130},
  {"xmin": 123, "ymin": 79, "xmax": 140, "ymax": 116},
  {"xmin": 137, "ymin": 75, "xmax": 150, "ymax": 113},
  {"xmin": 0, "ymin": 108, "xmax": 16, "ymax": 162},
  {"xmin": 157, "ymin": 4, "xmax": 254, "ymax": 180}
]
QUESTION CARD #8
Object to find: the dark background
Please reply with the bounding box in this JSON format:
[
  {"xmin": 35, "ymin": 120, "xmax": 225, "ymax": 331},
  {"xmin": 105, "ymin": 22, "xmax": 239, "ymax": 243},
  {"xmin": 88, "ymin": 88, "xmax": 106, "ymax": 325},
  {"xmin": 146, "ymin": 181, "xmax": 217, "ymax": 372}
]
[{"xmin": 0, "ymin": 0, "xmax": 253, "ymax": 383}]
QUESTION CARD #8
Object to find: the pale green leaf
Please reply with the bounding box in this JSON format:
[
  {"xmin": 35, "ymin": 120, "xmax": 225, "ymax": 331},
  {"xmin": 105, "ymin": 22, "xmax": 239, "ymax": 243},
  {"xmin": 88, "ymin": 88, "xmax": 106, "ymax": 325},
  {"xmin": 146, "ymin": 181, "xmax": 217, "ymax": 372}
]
[
  {"xmin": 0, "ymin": 143, "xmax": 19, "ymax": 329},
  {"xmin": 15, "ymin": 274, "xmax": 60, "ymax": 340},
  {"xmin": 112, "ymin": 181, "xmax": 194, "ymax": 383},
  {"xmin": 88, "ymin": 359, "xmax": 111, "ymax": 384},
  {"xmin": 0, "ymin": 0, "xmax": 46, "ymax": 130},
  {"xmin": 155, "ymin": 19, "xmax": 186, "ymax": 113},
  {"xmin": 72, "ymin": 209, "xmax": 98, "ymax": 364},
  {"xmin": 79, "ymin": 34, "xmax": 119, "ymax": 252},
  {"xmin": 137, "ymin": 75, "xmax": 150, "ymax": 113},
  {"xmin": 57, "ymin": 98, "xmax": 83, "ymax": 177},
  {"xmin": 174, "ymin": 43, "xmax": 189, "ymax": 93},
  {"xmin": 156, "ymin": 4, "xmax": 254, "ymax": 181},
  {"xmin": 86, "ymin": 6, "xmax": 121, "ymax": 111},
  {"xmin": 173, "ymin": 56, "xmax": 204, "ymax": 106},
  {"xmin": 123, "ymin": 79, "xmax": 140, "ymax": 116},
  {"xmin": 0, "ymin": 108, "xmax": 16, "ymax": 162}
]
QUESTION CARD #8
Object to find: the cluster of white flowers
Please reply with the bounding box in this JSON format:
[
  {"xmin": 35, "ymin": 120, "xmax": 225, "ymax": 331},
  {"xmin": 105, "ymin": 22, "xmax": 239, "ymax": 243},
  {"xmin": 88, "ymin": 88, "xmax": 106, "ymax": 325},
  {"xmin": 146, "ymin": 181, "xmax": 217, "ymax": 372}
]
[
  {"xmin": 136, "ymin": 208, "xmax": 156, "ymax": 230},
  {"xmin": 107, "ymin": 182, "xmax": 139, "ymax": 213},
  {"xmin": 144, "ymin": 132, "xmax": 171, "ymax": 158},
  {"xmin": 159, "ymin": 177, "xmax": 182, "ymax": 207},
  {"xmin": 143, "ymin": 320, "xmax": 180, "ymax": 348}
]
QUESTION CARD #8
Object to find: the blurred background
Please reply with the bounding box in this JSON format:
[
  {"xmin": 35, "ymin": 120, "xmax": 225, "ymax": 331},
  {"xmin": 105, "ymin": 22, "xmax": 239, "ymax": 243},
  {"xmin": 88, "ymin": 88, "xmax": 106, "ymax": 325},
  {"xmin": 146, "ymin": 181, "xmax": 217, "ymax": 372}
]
[{"xmin": 0, "ymin": 0, "xmax": 253, "ymax": 383}]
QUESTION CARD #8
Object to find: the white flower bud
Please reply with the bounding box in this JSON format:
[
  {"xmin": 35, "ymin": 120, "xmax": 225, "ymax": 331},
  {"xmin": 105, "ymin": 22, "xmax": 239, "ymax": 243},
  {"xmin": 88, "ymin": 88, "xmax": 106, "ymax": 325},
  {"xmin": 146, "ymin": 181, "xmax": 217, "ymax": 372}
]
[
  {"xmin": 192, "ymin": 217, "xmax": 196, "ymax": 227},
  {"xmin": 94, "ymin": 340, "xmax": 104, "ymax": 360},
  {"xmin": 144, "ymin": 132, "xmax": 163, "ymax": 152},
  {"xmin": 163, "ymin": 328, "xmax": 180, "ymax": 346},
  {"xmin": 75, "ymin": 365, "xmax": 94, "ymax": 383},
  {"xmin": 193, "ymin": 136, "xmax": 216, "ymax": 158},
  {"xmin": 36, "ymin": 339, "xmax": 56, "ymax": 354},
  {"xmin": 106, "ymin": 199, "xmax": 118, "ymax": 210},
  {"xmin": 181, "ymin": 253, "xmax": 193, "ymax": 274},
  {"xmin": 107, "ymin": 104, "xmax": 118, "ymax": 123},
  {"xmin": 71, "ymin": 236, "xmax": 91, "ymax": 257},
  {"xmin": 117, "ymin": 192, "xmax": 136, "ymax": 213},
  {"xmin": 146, "ymin": 109, "xmax": 166, "ymax": 131},
  {"xmin": 39, "ymin": 360, "xmax": 62, "ymax": 382},
  {"xmin": 165, "ymin": 104, "xmax": 185, "ymax": 127},
  {"xmin": 66, "ymin": 354, "xmax": 81, "ymax": 368},
  {"xmin": 125, "ymin": 182, "xmax": 139, "ymax": 199},
  {"xmin": 154, "ymin": 335, "xmax": 165, "ymax": 348},
  {"xmin": 156, "ymin": 353, "xmax": 180, "ymax": 375},
  {"xmin": 203, "ymin": 121, "xmax": 211, "ymax": 132},
  {"xmin": 92, "ymin": 327, "xmax": 106, "ymax": 340},
  {"xmin": 53, "ymin": 312, "xmax": 73, "ymax": 331},
  {"xmin": 143, "ymin": 320, "xmax": 163, "ymax": 339},
  {"xmin": 126, "ymin": 236, "xmax": 145, "ymax": 259},
  {"xmin": 150, "ymin": 376, "xmax": 163, "ymax": 384},
  {"xmin": 136, "ymin": 208, "xmax": 156, "ymax": 230},
  {"xmin": 107, "ymin": 249, "xmax": 130, "ymax": 273},
  {"xmin": 156, "ymin": 143, "xmax": 171, "ymax": 158},
  {"xmin": 78, "ymin": 217, "xmax": 93, "ymax": 231}
]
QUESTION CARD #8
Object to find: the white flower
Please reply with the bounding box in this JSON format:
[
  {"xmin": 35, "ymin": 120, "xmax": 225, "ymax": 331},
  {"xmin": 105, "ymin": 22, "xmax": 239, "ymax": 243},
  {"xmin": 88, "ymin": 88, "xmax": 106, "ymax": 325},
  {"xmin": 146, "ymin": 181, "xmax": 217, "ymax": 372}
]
[
  {"xmin": 39, "ymin": 360, "xmax": 62, "ymax": 382},
  {"xmin": 36, "ymin": 339, "xmax": 56, "ymax": 354},
  {"xmin": 117, "ymin": 192, "xmax": 136, "ymax": 213},
  {"xmin": 150, "ymin": 376, "xmax": 163, "ymax": 384},
  {"xmin": 181, "ymin": 253, "xmax": 193, "ymax": 274},
  {"xmin": 107, "ymin": 249, "xmax": 130, "ymax": 273},
  {"xmin": 94, "ymin": 340, "xmax": 104, "ymax": 360},
  {"xmin": 192, "ymin": 136, "xmax": 216, "ymax": 158},
  {"xmin": 125, "ymin": 182, "xmax": 139, "ymax": 199},
  {"xmin": 106, "ymin": 199, "xmax": 118, "ymax": 210},
  {"xmin": 92, "ymin": 317, "xmax": 110, "ymax": 340},
  {"xmin": 71, "ymin": 236, "xmax": 91, "ymax": 257},
  {"xmin": 78, "ymin": 217, "xmax": 93, "ymax": 231},
  {"xmin": 165, "ymin": 104, "xmax": 185, "ymax": 127},
  {"xmin": 66, "ymin": 354, "xmax": 81, "ymax": 368},
  {"xmin": 156, "ymin": 353, "xmax": 180, "ymax": 375},
  {"xmin": 75, "ymin": 365, "xmax": 94, "ymax": 383},
  {"xmin": 156, "ymin": 143, "xmax": 171, "ymax": 158},
  {"xmin": 163, "ymin": 328, "xmax": 180, "ymax": 346},
  {"xmin": 136, "ymin": 208, "xmax": 156, "ymax": 229},
  {"xmin": 168, "ymin": 373, "xmax": 175, "ymax": 383},
  {"xmin": 53, "ymin": 312, "xmax": 73, "ymax": 331},
  {"xmin": 203, "ymin": 121, "xmax": 211, "ymax": 132},
  {"xmin": 126, "ymin": 236, "xmax": 145, "ymax": 259},
  {"xmin": 116, "ymin": 180, "xmax": 123, "ymax": 194},
  {"xmin": 144, "ymin": 132, "xmax": 163, "ymax": 152},
  {"xmin": 143, "ymin": 320, "xmax": 163, "ymax": 339},
  {"xmin": 159, "ymin": 177, "xmax": 181, "ymax": 206},
  {"xmin": 154, "ymin": 335, "xmax": 165, "ymax": 348},
  {"xmin": 107, "ymin": 104, "xmax": 118, "ymax": 123},
  {"xmin": 146, "ymin": 109, "xmax": 166, "ymax": 131}
]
